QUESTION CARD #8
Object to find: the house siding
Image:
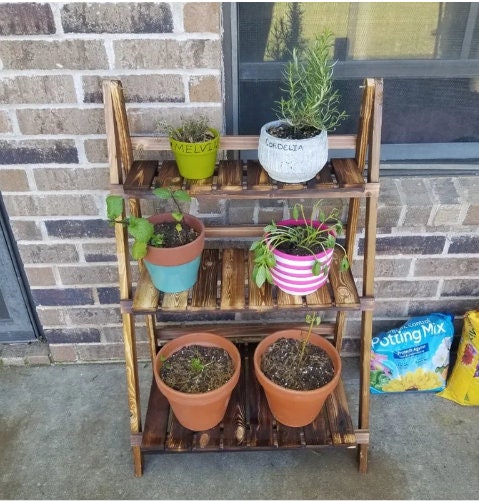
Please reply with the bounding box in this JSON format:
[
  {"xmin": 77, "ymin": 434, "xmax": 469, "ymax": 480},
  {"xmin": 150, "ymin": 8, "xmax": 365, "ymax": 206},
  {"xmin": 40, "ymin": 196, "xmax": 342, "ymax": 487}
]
[{"xmin": 0, "ymin": 2, "xmax": 477, "ymax": 364}]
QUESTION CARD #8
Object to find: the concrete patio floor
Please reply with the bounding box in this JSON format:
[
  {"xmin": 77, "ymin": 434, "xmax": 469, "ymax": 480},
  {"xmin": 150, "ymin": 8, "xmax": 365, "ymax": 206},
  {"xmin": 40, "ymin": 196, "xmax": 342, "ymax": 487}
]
[{"xmin": 1, "ymin": 357, "xmax": 478, "ymax": 500}]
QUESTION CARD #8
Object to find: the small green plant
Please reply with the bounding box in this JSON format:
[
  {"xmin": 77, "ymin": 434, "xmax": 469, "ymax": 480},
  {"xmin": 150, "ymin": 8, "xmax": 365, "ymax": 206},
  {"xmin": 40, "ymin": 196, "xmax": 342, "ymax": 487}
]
[
  {"xmin": 300, "ymin": 312, "xmax": 321, "ymax": 362},
  {"xmin": 106, "ymin": 187, "xmax": 192, "ymax": 260},
  {"xmin": 250, "ymin": 201, "xmax": 349, "ymax": 288},
  {"xmin": 157, "ymin": 115, "xmax": 215, "ymax": 143},
  {"xmin": 275, "ymin": 30, "xmax": 347, "ymax": 135}
]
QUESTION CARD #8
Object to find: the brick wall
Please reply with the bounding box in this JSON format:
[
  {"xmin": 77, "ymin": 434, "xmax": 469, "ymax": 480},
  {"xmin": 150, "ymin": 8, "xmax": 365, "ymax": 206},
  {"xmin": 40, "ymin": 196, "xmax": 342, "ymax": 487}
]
[
  {"xmin": 0, "ymin": 2, "xmax": 223, "ymax": 362},
  {"xmin": 0, "ymin": 3, "xmax": 478, "ymax": 364}
]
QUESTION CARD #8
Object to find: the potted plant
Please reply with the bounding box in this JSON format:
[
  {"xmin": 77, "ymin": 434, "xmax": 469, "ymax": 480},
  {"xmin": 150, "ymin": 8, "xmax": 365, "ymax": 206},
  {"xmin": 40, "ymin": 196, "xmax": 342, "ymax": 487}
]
[
  {"xmin": 253, "ymin": 313, "xmax": 342, "ymax": 427},
  {"xmin": 258, "ymin": 30, "xmax": 347, "ymax": 183},
  {"xmin": 157, "ymin": 115, "xmax": 220, "ymax": 180},
  {"xmin": 153, "ymin": 332, "xmax": 241, "ymax": 431},
  {"xmin": 250, "ymin": 200, "xmax": 349, "ymax": 296},
  {"xmin": 106, "ymin": 187, "xmax": 205, "ymax": 293}
]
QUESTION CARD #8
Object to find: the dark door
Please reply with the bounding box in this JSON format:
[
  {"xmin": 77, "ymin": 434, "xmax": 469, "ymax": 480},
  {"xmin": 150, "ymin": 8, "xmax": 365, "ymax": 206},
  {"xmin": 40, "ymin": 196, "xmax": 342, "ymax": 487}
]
[{"xmin": 0, "ymin": 194, "xmax": 39, "ymax": 343}]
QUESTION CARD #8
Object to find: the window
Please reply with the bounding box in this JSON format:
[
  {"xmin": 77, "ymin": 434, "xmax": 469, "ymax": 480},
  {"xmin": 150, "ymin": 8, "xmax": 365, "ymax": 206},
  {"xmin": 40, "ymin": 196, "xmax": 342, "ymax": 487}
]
[{"xmin": 228, "ymin": 2, "xmax": 479, "ymax": 169}]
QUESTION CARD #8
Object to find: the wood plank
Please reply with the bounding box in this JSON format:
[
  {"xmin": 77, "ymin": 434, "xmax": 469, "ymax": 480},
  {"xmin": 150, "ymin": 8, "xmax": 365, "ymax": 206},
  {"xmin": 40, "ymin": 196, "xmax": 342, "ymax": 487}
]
[
  {"xmin": 130, "ymin": 134, "xmax": 357, "ymax": 152},
  {"xmin": 246, "ymin": 160, "xmax": 274, "ymax": 190},
  {"xmin": 303, "ymin": 407, "xmax": 333, "ymax": 446},
  {"xmin": 305, "ymin": 283, "xmax": 333, "ymax": 307},
  {"xmin": 141, "ymin": 379, "xmax": 168, "ymax": 450},
  {"xmin": 124, "ymin": 159, "xmax": 158, "ymax": 191},
  {"xmin": 276, "ymin": 423, "xmax": 304, "ymax": 448},
  {"xmin": 331, "ymin": 158, "xmax": 364, "ymax": 187},
  {"xmin": 312, "ymin": 162, "xmax": 336, "ymax": 188},
  {"xmin": 160, "ymin": 290, "xmax": 189, "ymax": 310},
  {"xmin": 192, "ymin": 427, "xmax": 222, "ymax": 451},
  {"xmin": 220, "ymin": 249, "xmax": 246, "ymax": 309},
  {"xmin": 276, "ymin": 288, "xmax": 304, "ymax": 307},
  {"xmin": 325, "ymin": 380, "xmax": 356, "ymax": 446},
  {"xmin": 217, "ymin": 160, "xmax": 243, "ymax": 191},
  {"xmin": 190, "ymin": 249, "xmax": 219, "ymax": 309},
  {"xmin": 166, "ymin": 415, "xmax": 194, "ymax": 451},
  {"xmin": 187, "ymin": 176, "xmax": 214, "ymax": 194},
  {"xmin": 247, "ymin": 252, "xmax": 274, "ymax": 309},
  {"xmin": 245, "ymin": 344, "xmax": 274, "ymax": 448},
  {"xmin": 155, "ymin": 160, "xmax": 182, "ymax": 189},
  {"xmin": 132, "ymin": 268, "xmax": 159, "ymax": 313},
  {"xmin": 329, "ymin": 248, "xmax": 360, "ymax": 308},
  {"xmin": 222, "ymin": 343, "xmax": 248, "ymax": 449}
]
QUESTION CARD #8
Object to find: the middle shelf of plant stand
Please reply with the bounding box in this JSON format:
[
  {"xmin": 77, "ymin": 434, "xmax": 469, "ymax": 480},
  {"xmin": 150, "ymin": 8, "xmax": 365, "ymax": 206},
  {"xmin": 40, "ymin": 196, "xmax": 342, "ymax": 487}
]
[{"xmin": 121, "ymin": 246, "xmax": 370, "ymax": 316}]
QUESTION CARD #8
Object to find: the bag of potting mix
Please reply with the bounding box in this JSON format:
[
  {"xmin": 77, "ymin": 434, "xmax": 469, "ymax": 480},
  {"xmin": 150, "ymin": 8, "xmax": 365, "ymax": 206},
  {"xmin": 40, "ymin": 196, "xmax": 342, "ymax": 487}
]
[
  {"xmin": 370, "ymin": 313, "xmax": 454, "ymax": 394},
  {"xmin": 438, "ymin": 309, "xmax": 479, "ymax": 406}
]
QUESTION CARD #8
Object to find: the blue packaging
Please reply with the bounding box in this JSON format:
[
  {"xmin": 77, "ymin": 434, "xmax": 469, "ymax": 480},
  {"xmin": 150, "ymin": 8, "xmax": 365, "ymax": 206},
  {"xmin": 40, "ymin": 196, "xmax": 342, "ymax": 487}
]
[{"xmin": 370, "ymin": 313, "xmax": 455, "ymax": 394}]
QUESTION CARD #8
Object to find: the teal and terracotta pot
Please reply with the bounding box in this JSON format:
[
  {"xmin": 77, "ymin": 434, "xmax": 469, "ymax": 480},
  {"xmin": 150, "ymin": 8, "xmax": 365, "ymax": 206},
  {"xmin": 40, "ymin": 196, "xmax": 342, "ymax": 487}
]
[
  {"xmin": 144, "ymin": 213, "xmax": 205, "ymax": 293},
  {"xmin": 170, "ymin": 128, "xmax": 220, "ymax": 180}
]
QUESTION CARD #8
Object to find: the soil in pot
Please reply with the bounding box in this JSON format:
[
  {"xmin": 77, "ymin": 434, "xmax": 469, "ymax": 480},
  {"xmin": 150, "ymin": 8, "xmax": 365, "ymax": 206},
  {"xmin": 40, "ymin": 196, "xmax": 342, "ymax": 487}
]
[
  {"xmin": 159, "ymin": 344, "xmax": 235, "ymax": 393},
  {"xmin": 260, "ymin": 337, "xmax": 334, "ymax": 391},
  {"xmin": 152, "ymin": 221, "xmax": 199, "ymax": 248},
  {"xmin": 267, "ymin": 123, "xmax": 322, "ymax": 140},
  {"xmin": 274, "ymin": 225, "xmax": 332, "ymax": 257}
]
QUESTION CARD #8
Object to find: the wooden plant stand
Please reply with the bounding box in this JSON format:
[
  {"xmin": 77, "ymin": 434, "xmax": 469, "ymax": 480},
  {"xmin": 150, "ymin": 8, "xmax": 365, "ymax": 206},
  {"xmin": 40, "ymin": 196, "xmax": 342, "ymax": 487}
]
[{"xmin": 103, "ymin": 78, "xmax": 383, "ymax": 476}]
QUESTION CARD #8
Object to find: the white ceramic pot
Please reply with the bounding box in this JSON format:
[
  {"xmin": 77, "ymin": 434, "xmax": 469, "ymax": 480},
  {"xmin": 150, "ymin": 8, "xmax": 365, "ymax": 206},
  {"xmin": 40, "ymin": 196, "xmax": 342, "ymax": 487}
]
[{"xmin": 258, "ymin": 120, "xmax": 328, "ymax": 183}]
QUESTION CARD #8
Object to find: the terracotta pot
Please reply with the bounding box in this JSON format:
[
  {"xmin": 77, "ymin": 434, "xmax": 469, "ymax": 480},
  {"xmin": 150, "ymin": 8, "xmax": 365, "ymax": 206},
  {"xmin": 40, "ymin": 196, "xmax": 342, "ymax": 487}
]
[
  {"xmin": 254, "ymin": 329, "xmax": 341, "ymax": 427},
  {"xmin": 269, "ymin": 219, "xmax": 335, "ymax": 296},
  {"xmin": 144, "ymin": 213, "xmax": 205, "ymax": 293},
  {"xmin": 258, "ymin": 120, "xmax": 328, "ymax": 183},
  {"xmin": 154, "ymin": 333, "xmax": 241, "ymax": 431},
  {"xmin": 170, "ymin": 128, "xmax": 220, "ymax": 180}
]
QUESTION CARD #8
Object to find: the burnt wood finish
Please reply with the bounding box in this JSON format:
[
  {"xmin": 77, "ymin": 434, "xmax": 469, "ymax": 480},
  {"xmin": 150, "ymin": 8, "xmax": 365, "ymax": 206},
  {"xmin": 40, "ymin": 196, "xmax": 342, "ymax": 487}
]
[
  {"xmin": 141, "ymin": 343, "xmax": 357, "ymax": 453},
  {"xmin": 103, "ymin": 78, "xmax": 383, "ymax": 476}
]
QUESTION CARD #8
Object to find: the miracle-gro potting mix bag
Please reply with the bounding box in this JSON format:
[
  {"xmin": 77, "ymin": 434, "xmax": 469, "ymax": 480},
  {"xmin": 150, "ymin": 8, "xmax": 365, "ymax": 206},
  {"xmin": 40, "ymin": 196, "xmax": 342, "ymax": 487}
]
[{"xmin": 370, "ymin": 313, "xmax": 454, "ymax": 394}]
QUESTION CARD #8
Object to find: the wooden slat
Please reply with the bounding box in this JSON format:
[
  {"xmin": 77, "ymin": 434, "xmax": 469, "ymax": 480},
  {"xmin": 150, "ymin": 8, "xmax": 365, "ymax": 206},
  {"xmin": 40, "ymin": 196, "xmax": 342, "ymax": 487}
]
[
  {"xmin": 220, "ymin": 249, "xmax": 246, "ymax": 309},
  {"xmin": 141, "ymin": 379, "xmax": 168, "ymax": 450},
  {"xmin": 312, "ymin": 163, "xmax": 336, "ymax": 188},
  {"xmin": 166, "ymin": 415, "xmax": 194, "ymax": 451},
  {"xmin": 329, "ymin": 248, "xmax": 360, "ymax": 308},
  {"xmin": 246, "ymin": 344, "xmax": 274, "ymax": 448},
  {"xmin": 217, "ymin": 160, "xmax": 243, "ymax": 191},
  {"xmin": 156, "ymin": 160, "xmax": 182, "ymax": 189},
  {"xmin": 190, "ymin": 249, "xmax": 219, "ymax": 309},
  {"xmin": 325, "ymin": 380, "xmax": 356, "ymax": 446},
  {"xmin": 161, "ymin": 291, "xmax": 189, "ymax": 310},
  {"xmin": 305, "ymin": 283, "xmax": 333, "ymax": 307},
  {"xmin": 222, "ymin": 344, "xmax": 248, "ymax": 449},
  {"xmin": 303, "ymin": 407, "xmax": 333, "ymax": 446},
  {"xmin": 124, "ymin": 160, "xmax": 158, "ymax": 191},
  {"xmin": 331, "ymin": 158, "xmax": 365, "ymax": 187},
  {"xmin": 247, "ymin": 252, "xmax": 274, "ymax": 309},
  {"xmin": 276, "ymin": 423, "xmax": 304, "ymax": 448},
  {"xmin": 192, "ymin": 428, "xmax": 222, "ymax": 451},
  {"xmin": 130, "ymin": 134, "xmax": 357, "ymax": 152},
  {"xmin": 132, "ymin": 268, "xmax": 159, "ymax": 313},
  {"xmin": 247, "ymin": 160, "xmax": 274, "ymax": 190},
  {"xmin": 187, "ymin": 176, "xmax": 214, "ymax": 194},
  {"xmin": 276, "ymin": 289, "xmax": 303, "ymax": 307}
]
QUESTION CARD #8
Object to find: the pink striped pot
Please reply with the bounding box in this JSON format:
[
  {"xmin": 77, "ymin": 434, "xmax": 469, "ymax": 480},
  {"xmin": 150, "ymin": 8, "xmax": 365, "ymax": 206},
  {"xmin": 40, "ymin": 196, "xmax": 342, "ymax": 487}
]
[{"xmin": 269, "ymin": 219, "xmax": 335, "ymax": 296}]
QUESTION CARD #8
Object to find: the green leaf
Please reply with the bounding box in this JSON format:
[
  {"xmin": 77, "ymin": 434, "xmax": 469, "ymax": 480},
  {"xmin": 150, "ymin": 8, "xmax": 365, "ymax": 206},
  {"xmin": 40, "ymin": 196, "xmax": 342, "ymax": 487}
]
[
  {"xmin": 152, "ymin": 187, "xmax": 171, "ymax": 200},
  {"xmin": 150, "ymin": 234, "xmax": 164, "ymax": 247},
  {"xmin": 312, "ymin": 260, "xmax": 322, "ymax": 276},
  {"xmin": 173, "ymin": 190, "xmax": 191, "ymax": 203},
  {"xmin": 340, "ymin": 256, "xmax": 350, "ymax": 271},
  {"xmin": 127, "ymin": 217, "xmax": 154, "ymax": 243},
  {"xmin": 172, "ymin": 211, "xmax": 183, "ymax": 222},
  {"xmin": 292, "ymin": 205, "xmax": 299, "ymax": 220},
  {"xmin": 254, "ymin": 266, "xmax": 267, "ymax": 288},
  {"xmin": 131, "ymin": 240, "xmax": 148, "ymax": 260},
  {"xmin": 106, "ymin": 195, "xmax": 124, "ymax": 221}
]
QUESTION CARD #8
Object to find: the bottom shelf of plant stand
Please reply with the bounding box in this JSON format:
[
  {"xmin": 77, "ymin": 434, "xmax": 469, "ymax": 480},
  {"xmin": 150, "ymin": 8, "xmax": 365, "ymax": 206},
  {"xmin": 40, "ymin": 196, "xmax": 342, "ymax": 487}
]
[{"xmin": 136, "ymin": 342, "xmax": 362, "ymax": 454}]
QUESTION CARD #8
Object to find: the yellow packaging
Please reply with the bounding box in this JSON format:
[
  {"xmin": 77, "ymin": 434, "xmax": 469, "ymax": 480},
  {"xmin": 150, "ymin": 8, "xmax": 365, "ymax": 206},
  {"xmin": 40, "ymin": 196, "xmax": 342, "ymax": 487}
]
[{"xmin": 438, "ymin": 309, "xmax": 479, "ymax": 405}]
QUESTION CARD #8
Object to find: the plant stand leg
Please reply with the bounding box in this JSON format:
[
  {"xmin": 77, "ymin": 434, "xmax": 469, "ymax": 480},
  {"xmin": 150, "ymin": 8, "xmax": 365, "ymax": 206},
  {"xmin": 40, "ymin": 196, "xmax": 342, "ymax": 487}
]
[{"xmin": 122, "ymin": 312, "xmax": 143, "ymax": 476}]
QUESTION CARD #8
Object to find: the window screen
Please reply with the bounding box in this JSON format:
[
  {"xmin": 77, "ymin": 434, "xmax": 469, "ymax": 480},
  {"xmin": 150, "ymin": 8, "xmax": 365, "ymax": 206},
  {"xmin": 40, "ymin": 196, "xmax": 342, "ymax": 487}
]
[{"xmin": 236, "ymin": 2, "xmax": 479, "ymax": 162}]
